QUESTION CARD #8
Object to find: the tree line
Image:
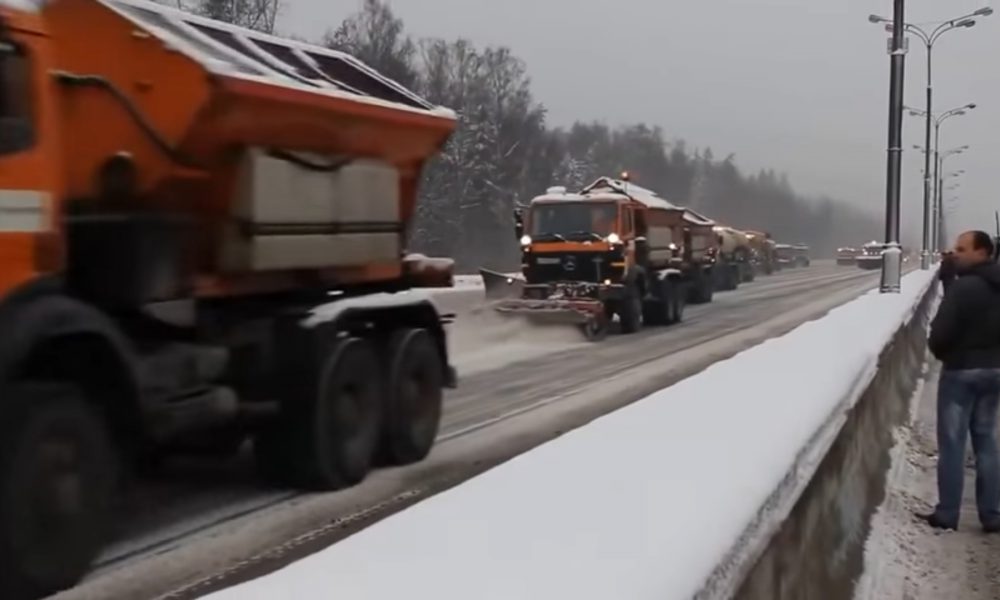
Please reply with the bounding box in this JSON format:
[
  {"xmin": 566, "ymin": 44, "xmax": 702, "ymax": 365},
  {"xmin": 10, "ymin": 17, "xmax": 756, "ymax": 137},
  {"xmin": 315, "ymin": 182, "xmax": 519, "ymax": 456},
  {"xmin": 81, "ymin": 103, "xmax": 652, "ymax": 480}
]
[{"xmin": 165, "ymin": 0, "xmax": 883, "ymax": 271}]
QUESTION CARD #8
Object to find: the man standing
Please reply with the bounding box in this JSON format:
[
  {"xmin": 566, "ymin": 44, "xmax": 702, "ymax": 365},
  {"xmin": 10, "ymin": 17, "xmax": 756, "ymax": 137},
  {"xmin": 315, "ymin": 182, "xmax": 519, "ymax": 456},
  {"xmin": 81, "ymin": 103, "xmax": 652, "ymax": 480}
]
[{"xmin": 921, "ymin": 230, "xmax": 1000, "ymax": 531}]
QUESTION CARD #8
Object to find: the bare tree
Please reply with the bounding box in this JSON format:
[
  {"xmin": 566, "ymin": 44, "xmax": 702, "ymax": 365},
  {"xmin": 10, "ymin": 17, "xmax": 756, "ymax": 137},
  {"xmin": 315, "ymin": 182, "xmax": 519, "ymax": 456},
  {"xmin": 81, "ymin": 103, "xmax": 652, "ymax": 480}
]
[
  {"xmin": 324, "ymin": 0, "xmax": 418, "ymax": 87},
  {"xmin": 156, "ymin": 0, "xmax": 282, "ymax": 34}
]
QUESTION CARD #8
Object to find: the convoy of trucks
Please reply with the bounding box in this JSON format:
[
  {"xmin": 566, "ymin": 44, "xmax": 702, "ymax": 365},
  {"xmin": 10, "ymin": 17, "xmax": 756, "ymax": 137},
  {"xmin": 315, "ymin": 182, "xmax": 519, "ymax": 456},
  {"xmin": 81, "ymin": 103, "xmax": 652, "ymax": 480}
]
[
  {"xmin": 486, "ymin": 175, "xmax": 810, "ymax": 340},
  {"xmin": 0, "ymin": 0, "xmax": 461, "ymax": 596}
]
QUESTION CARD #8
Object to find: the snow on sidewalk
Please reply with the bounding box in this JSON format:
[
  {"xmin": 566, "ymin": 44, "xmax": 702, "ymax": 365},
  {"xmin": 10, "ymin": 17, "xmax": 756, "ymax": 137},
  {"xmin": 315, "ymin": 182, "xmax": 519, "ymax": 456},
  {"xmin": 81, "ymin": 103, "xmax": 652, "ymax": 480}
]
[
  {"xmin": 203, "ymin": 270, "xmax": 934, "ymax": 600},
  {"xmin": 855, "ymin": 362, "xmax": 1000, "ymax": 600}
]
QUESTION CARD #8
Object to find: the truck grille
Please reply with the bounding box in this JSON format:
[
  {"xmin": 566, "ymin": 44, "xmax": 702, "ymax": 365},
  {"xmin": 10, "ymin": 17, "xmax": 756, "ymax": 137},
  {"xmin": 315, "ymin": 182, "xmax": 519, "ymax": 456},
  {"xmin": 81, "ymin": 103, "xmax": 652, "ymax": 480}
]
[{"xmin": 524, "ymin": 251, "xmax": 624, "ymax": 284}]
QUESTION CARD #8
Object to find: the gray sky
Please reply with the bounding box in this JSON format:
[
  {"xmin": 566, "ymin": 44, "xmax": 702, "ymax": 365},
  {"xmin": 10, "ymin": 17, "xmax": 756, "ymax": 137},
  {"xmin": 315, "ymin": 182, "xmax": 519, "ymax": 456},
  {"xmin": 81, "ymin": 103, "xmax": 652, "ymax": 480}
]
[{"xmin": 280, "ymin": 0, "xmax": 998, "ymax": 244}]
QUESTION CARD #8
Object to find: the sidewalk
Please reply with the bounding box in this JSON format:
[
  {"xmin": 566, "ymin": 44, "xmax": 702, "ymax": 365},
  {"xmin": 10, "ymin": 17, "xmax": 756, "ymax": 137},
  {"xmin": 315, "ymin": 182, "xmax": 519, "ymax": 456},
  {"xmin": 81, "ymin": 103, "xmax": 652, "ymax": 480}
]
[{"xmin": 856, "ymin": 362, "xmax": 1000, "ymax": 599}]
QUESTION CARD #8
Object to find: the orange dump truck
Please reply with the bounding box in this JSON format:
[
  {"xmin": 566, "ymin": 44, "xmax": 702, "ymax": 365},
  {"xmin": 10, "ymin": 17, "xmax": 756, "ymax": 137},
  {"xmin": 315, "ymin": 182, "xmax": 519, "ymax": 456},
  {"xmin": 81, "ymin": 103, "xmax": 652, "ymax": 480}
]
[{"xmin": 0, "ymin": 0, "xmax": 457, "ymax": 596}]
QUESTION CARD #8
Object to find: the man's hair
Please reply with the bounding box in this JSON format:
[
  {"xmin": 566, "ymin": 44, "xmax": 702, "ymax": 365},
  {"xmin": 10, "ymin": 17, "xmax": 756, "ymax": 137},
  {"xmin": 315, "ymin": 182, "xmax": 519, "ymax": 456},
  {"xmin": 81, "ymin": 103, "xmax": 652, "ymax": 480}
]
[{"xmin": 965, "ymin": 230, "xmax": 995, "ymax": 257}]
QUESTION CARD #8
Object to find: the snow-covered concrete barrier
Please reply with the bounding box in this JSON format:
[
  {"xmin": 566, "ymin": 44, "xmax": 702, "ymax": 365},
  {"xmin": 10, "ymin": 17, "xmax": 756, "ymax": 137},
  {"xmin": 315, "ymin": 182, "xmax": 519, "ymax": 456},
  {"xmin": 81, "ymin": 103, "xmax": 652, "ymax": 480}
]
[
  {"xmin": 729, "ymin": 272, "xmax": 936, "ymax": 599},
  {"xmin": 204, "ymin": 270, "xmax": 937, "ymax": 600}
]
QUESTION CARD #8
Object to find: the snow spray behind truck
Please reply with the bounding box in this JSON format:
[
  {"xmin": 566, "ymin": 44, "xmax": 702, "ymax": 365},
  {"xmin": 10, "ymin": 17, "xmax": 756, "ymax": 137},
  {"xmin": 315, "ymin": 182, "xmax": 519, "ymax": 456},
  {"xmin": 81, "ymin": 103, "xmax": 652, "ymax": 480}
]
[{"xmin": 0, "ymin": 0, "xmax": 458, "ymax": 596}]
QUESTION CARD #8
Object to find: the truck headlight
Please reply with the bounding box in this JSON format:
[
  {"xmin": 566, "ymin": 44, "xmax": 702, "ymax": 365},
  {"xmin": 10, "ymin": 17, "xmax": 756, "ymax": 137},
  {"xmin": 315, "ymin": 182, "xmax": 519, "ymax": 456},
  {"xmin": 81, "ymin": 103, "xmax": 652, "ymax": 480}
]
[
  {"xmin": 606, "ymin": 232, "xmax": 621, "ymax": 244},
  {"xmin": 520, "ymin": 235, "xmax": 532, "ymax": 246}
]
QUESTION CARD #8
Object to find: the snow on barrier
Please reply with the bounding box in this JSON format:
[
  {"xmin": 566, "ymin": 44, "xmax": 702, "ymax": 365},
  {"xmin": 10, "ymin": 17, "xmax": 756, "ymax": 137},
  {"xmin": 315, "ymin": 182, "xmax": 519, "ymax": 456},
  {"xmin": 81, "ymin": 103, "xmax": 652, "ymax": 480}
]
[{"xmin": 205, "ymin": 270, "xmax": 937, "ymax": 600}]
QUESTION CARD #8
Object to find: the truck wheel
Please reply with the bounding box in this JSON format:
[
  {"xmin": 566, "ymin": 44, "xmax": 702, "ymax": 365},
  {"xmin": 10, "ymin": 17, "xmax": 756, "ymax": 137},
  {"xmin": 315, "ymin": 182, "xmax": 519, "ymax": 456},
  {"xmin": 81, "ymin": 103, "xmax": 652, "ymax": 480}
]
[
  {"xmin": 0, "ymin": 383, "xmax": 116, "ymax": 599},
  {"xmin": 699, "ymin": 272, "xmax": 715, "ymax": 303},
  {"xmin": 672, "ymin": 285, "xmax": 687, "ymax": 323},
  {"xmin": 642, "ymin": 282, "xmax": 669, "ymax": 326},
  {"xmin": 579, "ymin": 316, "xmax": 609, "ymax": 341},
  {"xmin": 380, "ymin": 329, "xmax": 444, "ymax": 466},
  {"xmin": 618, "ymin": 284, "xmax": 642, "ymax": 334},
  {"xmin": 280, "ymin": 337, "xmax": 382, "ymax": 490}
]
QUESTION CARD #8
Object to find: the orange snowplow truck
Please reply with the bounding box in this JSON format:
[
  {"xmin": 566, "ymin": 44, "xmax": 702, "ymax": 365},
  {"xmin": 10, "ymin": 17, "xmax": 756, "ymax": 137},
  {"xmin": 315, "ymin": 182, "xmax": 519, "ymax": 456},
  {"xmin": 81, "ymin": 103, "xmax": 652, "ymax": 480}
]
[{"xmin": 0, "ymin": 0, "xmax": 457, "ymax": 596}]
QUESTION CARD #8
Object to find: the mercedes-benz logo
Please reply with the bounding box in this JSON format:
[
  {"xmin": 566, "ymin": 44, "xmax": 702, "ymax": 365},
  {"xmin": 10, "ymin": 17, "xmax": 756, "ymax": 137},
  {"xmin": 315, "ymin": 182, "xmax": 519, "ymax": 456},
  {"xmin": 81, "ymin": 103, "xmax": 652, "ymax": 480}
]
[{"xmin": 563, "ymin": 256, "xmax": 576, "ymax": 271}]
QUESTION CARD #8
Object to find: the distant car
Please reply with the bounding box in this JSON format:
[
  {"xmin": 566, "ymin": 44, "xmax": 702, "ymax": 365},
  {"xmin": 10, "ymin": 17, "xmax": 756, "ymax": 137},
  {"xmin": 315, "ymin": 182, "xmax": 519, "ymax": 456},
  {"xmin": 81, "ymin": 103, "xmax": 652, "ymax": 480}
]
[
  {"xmin": 856, "ymin": 241, "xmax": 883, "ymax": 271},
  {"xmin": 836, "ymin": 246, "xmax": 859, "ymax": 266}
]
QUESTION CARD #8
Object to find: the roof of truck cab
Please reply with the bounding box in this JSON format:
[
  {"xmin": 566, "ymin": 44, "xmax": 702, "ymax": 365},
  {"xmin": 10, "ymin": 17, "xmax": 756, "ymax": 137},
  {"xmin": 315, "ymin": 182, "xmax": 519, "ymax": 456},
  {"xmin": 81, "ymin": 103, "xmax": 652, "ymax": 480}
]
[
  {"xmin": 97, "ymin": 0, "xmax": 456, "ymax": 120},
  {"xmin": 578, "ymin": 177, "xmax": 680, "ymax": 211}
]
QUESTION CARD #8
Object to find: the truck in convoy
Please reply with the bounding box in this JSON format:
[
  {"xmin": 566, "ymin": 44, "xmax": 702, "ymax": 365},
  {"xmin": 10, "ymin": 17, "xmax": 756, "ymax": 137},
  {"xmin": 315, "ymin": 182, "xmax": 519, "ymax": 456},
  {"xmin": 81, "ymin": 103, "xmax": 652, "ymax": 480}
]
[
  {"xmin": 679, "ymin": 206, "xmax": 720, "ymax": 303},
  {"xmin": 791, "ymin": 243, "xmax": 811, "ymax": 267},
  {"xmin": 856, "ymin": 241, "xmax": 884, "ymax": 270},
  {"xmin": 488, "ymin": 176, "xmax": 694, "ymax": 340},
  {"xmin": 744, "ymin": 229, "xmax": 776, "ymax": 275},
  {"xmin": 837, "ymin": 246, "xmax": 860, "ymax": 266},
  {"xmin": 0, "ymin": 0, "xmax": 458, "ymax": 596},
  {"xmin": 773, "ymin": 243, "xmax": 795, "ymax": 270},
  {"xmin": 714, "ymin": 225, "xmax": 754, "ymax": 284}
]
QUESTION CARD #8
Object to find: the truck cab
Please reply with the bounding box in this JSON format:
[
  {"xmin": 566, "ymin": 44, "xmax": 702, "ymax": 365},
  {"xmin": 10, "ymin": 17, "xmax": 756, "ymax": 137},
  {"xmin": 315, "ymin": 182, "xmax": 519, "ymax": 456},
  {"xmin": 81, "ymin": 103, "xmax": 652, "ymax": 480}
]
[{"xmin": 518, "ymin": 186, "xmax": 648, "ymax": 287}]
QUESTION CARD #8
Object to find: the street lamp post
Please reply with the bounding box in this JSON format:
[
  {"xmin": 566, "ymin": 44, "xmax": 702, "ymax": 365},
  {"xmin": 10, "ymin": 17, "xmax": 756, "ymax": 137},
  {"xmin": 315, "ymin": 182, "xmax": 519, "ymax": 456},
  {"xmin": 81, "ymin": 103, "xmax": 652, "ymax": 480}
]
[
  {"xmin": 906, "ymin": 104, "xmax": 974, "ymax": 257},
  {"xmin": 933, "ymin": 109, "xmax": 972, "ymax": 252},
  {"xmin": 938, "ymin": 147, "xmax": 968, "ymax": 251},
  {"xmin": 874, "ymin": 0, "xmax": 906, "ymax": 293},
  {"xmin": 870, "ymin": 6, "xmax": 992, "ymax": 271}
]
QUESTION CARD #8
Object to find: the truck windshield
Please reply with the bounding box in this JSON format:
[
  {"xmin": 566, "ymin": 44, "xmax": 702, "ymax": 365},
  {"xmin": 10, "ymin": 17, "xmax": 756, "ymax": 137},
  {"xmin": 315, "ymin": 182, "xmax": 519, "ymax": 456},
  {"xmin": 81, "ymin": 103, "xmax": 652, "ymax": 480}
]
[
  {"xmin": 529, "ymin": 202, "xmax": 617, "ymax": 240},
  {"xmin": 0, "ymin": 38, "xmax": 34, "ymax": 155}
]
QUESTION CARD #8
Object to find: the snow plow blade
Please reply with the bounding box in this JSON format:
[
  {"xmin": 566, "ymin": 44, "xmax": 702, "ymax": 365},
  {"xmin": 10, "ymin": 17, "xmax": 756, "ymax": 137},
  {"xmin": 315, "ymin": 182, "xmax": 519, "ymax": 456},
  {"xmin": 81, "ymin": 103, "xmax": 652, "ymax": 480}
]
[
  {"xmin": 491, "ymin": 297, "xmax": 608, "ymax": 341},
  {"xmin": 481, "ymin": 268, "xmax": 525, "ymax": 300}
]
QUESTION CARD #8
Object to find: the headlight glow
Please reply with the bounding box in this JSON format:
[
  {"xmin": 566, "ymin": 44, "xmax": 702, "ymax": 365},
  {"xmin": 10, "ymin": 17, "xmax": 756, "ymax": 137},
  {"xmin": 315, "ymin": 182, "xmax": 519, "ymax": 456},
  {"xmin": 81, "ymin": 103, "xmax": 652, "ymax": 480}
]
[
  {"xmin": 520, "ymin": 235, "xmax": 532, "ymax": 246},
  {"xmin": 607, "ymin": 232, "xmax": 621, "ymax": 244}
]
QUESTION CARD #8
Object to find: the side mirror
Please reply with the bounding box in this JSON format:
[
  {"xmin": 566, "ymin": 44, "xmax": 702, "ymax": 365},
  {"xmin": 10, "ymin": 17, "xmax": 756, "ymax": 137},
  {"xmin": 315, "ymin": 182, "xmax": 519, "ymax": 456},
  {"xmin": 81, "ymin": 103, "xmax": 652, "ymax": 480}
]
[{"xmin": 513, "ymin": 209, "xmax": 524, "ymax": 239}]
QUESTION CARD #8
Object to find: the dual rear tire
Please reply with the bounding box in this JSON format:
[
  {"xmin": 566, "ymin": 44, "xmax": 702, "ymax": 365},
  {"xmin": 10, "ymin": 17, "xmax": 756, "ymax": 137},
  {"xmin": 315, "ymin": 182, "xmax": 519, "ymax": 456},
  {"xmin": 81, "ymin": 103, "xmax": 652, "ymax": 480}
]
[{"xmin": 254, "ymin": 327, "xmax": 444, "ymax": 491}]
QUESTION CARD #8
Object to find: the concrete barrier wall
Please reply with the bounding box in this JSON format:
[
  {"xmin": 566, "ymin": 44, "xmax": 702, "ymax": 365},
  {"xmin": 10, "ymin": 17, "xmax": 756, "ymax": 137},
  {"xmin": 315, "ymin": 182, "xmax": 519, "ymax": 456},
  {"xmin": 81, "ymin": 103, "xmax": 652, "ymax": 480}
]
[{"xmin": 731, "ymin": 279, "xmax": 937, "ymax": 599}]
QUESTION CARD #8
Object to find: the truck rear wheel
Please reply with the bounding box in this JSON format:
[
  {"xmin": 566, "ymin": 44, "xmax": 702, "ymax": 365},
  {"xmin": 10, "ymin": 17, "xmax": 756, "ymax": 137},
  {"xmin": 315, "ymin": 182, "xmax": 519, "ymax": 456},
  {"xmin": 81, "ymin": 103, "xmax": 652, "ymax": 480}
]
[
  {"xmin": 618, "ymin": 284, "xmax": 642, "ymax": 334},
  {"xmin": 643, "ymin": 278, "xmax": 671, "ymax": 326},
  {"xmin": 258, "ymin": 336, "xmax": 382, "ymax": 490},
  {"xmin": 0, "ymin": 383, "xmax": 116, "ymax": 599},
  {"xmin": 380, "ymin": 329, "xmax": 444, "ymax": 466}
]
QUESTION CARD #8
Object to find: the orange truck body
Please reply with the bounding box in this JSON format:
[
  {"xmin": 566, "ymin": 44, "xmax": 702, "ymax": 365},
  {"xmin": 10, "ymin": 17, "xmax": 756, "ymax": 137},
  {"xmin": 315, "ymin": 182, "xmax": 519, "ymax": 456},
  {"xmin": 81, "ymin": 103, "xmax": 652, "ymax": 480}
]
[
  {"xmin": 0, "ymin": 3, "xmax": 459, "ymax": 596},
  {"xmin": 0, "ymin": 0, "xmax": 456, "ymax": 299}
]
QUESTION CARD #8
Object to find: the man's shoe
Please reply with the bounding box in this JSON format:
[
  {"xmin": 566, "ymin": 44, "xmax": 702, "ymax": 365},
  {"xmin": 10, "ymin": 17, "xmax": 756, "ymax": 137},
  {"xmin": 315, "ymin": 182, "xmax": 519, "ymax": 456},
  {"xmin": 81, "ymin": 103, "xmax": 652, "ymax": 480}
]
[{"xmin": 915, "ymin": 511, "xmax": 958, "ymax": 531}]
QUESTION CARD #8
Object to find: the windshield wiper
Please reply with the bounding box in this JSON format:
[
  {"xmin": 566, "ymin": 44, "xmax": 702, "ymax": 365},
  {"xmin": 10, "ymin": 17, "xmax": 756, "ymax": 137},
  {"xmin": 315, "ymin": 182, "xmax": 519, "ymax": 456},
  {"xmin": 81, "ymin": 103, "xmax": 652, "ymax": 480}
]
[{"xmin": 534, "ymin": 232, "xmax": 567, "ymax": 242}]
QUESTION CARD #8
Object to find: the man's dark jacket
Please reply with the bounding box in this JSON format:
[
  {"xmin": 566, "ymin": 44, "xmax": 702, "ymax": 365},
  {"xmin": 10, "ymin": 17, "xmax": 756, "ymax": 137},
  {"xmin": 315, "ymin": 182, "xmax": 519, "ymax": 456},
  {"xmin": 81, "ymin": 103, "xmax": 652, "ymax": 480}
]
[
  {"xmin": 939, "ymin": 254, "xmax": 957, "ymax": 292},
  {"xmin": 929, "ymin": 261, "xmax": 1000, "ymax": 370}
]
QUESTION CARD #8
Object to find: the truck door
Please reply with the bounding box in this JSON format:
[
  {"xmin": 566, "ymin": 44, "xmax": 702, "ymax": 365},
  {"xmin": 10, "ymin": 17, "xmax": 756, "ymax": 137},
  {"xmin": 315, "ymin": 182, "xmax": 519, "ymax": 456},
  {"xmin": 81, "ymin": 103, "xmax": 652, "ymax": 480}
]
[{"xmin": 0, "ymin": 18, "xmax": 61, "ymax": 298}]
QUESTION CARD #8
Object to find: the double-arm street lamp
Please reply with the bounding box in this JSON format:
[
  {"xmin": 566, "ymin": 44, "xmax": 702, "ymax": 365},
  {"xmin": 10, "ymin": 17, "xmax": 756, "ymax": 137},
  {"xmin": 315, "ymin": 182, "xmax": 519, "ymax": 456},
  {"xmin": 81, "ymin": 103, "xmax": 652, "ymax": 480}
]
[
  {"xmin": 906, "ymin": 104, "xmax": 975, "ymax": 254},
  {"xmin": 869, "ymin": 6, "xmax": 992, "ymax": 270},
  {"xmin": 938, "ymin": 146, "xmax": 969, "ymax": 250}
]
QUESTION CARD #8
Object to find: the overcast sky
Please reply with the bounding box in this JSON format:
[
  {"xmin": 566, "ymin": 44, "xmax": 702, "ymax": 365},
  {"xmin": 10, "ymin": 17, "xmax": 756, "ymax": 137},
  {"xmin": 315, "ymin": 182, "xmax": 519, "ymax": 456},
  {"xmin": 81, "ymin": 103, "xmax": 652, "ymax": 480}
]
[{"xmin": 279, "ymin": 0, "xmax": 998, "ymax": 245}]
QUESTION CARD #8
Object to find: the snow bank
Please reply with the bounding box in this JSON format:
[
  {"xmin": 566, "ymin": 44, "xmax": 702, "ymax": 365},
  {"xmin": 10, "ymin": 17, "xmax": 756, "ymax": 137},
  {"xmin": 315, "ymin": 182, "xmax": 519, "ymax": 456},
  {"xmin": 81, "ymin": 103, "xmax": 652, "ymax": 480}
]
[{"xmin": 205, "ymin": 270, "xmax": 936, "ymax": 600}]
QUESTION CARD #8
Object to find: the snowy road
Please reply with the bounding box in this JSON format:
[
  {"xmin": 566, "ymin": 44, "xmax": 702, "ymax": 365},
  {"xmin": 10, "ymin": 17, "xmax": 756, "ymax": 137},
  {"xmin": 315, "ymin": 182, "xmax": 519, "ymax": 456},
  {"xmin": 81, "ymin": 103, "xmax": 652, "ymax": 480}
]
[{"xmin": 53, "ymin": 262, "xmax": 884, "ymax": 600}]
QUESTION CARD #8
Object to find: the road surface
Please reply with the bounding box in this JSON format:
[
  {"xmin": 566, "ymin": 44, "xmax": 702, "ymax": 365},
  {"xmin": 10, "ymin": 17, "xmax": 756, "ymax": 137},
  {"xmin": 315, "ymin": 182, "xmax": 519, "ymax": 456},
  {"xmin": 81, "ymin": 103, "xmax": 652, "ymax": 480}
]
[{"xmin": 52, "ymin": 262, "xmax": 883, "ymax": 600}]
